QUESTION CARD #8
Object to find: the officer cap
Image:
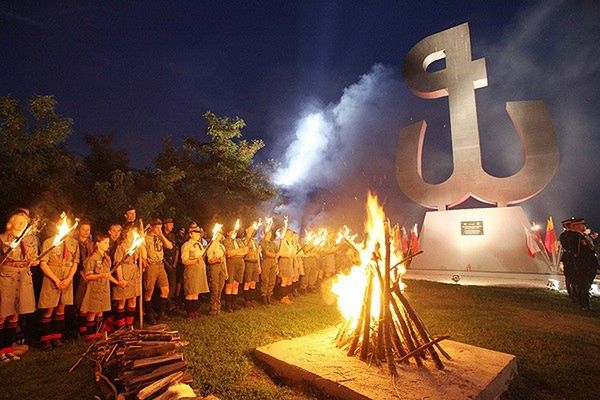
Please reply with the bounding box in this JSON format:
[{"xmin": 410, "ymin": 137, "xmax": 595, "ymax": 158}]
[{"xmin": 561, "ymin": 217, "xmax": 585, "ymax": 226}]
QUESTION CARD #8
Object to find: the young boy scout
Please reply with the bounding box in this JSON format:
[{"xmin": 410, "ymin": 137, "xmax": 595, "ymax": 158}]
[
  {"xmin": 259, "ymin": 230, "xmax": 279, "ymax": 304},
  {"xmin": 223, "ymin": 229, "xmax": 248, "ymax": 311},
  {"xmin": 242, "ymin": 225, "xmax": 261, "ymax": 307},
  {"xmin": 180, "ymin": 223, "xmax": 209, "ymax": 318},
  {"xmin": 206, "ymin": 231, "xmax": 228, "ymax": 315},
  {"xmin": 143, "ymin": 218, "xmax": 173, "ymax": 324},
  {"xmin": 38, "ymin": 218, "xmax": 80, "ymax": 350},
  {"xmin": 0, "ymin": 209, "xmax": 38, "ymax": 350}
]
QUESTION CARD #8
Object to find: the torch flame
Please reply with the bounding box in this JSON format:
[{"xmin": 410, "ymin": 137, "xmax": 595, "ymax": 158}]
[
  {"xmin": 252, "ymin": 218, "xmax": 262, "ymax": 231},
  {"xmin": 51, "ymin": 212, "xmax": 78, "ymax": 247},
  {"xmin": 232, "ymin": 219, "xmax": 241, "ymax": 239},
  {"xmin": 212, "ymin": 223, "xmax": 223, "ymax": 241},
  {"xmin": 126, "ymin": 229, "xmax": 145, "ymax": 257},
  {"xmin": 264, "ymin": 217, "xmax": 273, "ymax": 232},
  {"xmin": 331, "ymin": 192, "xmax": 405, "ymax": 327}
]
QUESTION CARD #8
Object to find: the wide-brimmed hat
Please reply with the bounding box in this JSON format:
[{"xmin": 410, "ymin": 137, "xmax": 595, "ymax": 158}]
[{"xmin": 188, "ymin": 222, "xmax": 201, "ymax": 233}]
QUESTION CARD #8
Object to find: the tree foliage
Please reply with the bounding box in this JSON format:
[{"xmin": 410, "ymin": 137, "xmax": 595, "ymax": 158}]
[
  {"xmin": 156, "ymin": 111, "xmax": 277, "ymax": 226},
  {"xmin": 0, "ymin": 95, "xmax": 80, "ymax": 221},
  {"xmin": 0, "ymin": 97, "xmax": 277, "ymax": 231}
]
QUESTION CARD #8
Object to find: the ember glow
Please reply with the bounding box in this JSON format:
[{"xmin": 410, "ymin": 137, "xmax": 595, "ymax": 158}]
[{"xmin": 331, "ymin": 192, "xmax": 404, "ymax": 323}]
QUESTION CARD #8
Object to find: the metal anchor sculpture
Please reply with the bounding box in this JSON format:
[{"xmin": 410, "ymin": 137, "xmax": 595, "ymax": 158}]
[{"xmin": 396, "ymin": 23, "xmax": 559, "ymax": 210}]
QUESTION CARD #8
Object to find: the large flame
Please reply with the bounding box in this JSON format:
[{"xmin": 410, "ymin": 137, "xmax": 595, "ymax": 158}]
[
  {"xmin": 331, "ymin": 192, "xmax": 404, "ymax": 326},
  {"xmin": 51, "ymin": 212, "xmax": 77, "ymax": 247},
  {"xmin": 126, "ymin": 229, "xmax": 145, "ymax": 256}
]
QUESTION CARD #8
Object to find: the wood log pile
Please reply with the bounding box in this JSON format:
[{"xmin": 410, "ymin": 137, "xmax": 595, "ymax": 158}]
[
  {"xmin": 70, "ymin": 325, "xmax": 204, "ymax": 400},
  {"xmin": 336, "ymin": 221, "xmax": 451, "ymax": 376}
]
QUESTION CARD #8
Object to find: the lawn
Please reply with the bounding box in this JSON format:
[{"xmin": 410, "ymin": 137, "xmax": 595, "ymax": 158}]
[{"xmin": 0, "ymin": 280, "xmax": 598, "ymax": 400}]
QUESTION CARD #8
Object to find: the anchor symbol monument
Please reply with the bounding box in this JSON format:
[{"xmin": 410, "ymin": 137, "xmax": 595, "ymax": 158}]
[{"xmin": 397, "ymin": 24, "xmax": 559, "ymax": 274}]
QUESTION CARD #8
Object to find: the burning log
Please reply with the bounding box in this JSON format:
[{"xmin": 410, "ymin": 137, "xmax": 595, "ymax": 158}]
[
  {"xmin": 332, "ymin": 192, "xmax": 449, "ymax": 374},
  {"xmin": 70, "ymin": 326, "xmax": 200, "ymax": 400}
]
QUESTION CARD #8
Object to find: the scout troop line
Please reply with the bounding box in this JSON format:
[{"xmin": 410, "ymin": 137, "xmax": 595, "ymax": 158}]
[{"xmin": 0, "ymin": 206, "xmax": 357, "ymax": 363}]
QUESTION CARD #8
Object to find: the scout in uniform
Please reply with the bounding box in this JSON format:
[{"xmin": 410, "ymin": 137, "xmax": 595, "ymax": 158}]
[
  {"xmin": 206, "ymin": 231, "xmax": 228, "ymax": 315},
  {"xmin": 73, "ymin": 219, "xmax": 94, "ymax": 337},
  {"xmin": 223, "ymin": 228, "xmax": 248, "ymax": 311},
  {"xmin": 162, "ymin": 218, "xmax": 179, "ymax": 313},
  {"xmin": 300, "ymin": 236, "xmax": 319, "ymax": 293},
  {"xmin": 321, "ymin": 236, "xmax": 337, "ymax": 278},
  {"xmin": 180, "ymin": 223, "xmax": 209, "ymax": 318},
  {"xmin": 123, "ymin": 205, "xmax": 137, "ymax": 229},
  {"xmin": 290, "ymin": 231, "xmax": 304, "ymax": 297},
  {"xmin": 0, "ymin": 209, "xmax": 38, "ymax": 351},
  {"xmin": 143, "ymin": 218, "xmax": 173, "ymax": 324},
  {"xmin": 277, "ymin": 229, "xmax": 295, "ymax": 304},
  {"xmin": 242, "ymin": 226, "xmax": 261, "ymax": 307},
  {"xmin": 80, "ymin": 234, "xmax": 124, "ymax": 340},
  {"xmin": 107, "ymin": 223, "xmax": 122, "ymax": 262},
  {"xmin": 38, "ymin": 220, "xmax": 80, "ymax": 350},
  {"xmin": 112, "ymin": 225, "xmax": 145, "ymax": 328},
  {"xmin": 259, "ymin": 230, "xmax": 279, "ymax": 304}
]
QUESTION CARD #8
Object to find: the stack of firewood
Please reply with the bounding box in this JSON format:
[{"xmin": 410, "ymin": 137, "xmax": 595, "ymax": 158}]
[
  {"xmin": 70, "ymin": 325, "xmax": 201, "ymax": 400},
  {"xmin": 336, "ymin": 221, "xmax": 451, "ymax": 376}
]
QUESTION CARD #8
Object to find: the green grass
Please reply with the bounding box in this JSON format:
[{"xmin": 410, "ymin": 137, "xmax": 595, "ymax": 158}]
[{"xmin": 0, "ymin": 281, "xmax": 598, "ymax": 400}]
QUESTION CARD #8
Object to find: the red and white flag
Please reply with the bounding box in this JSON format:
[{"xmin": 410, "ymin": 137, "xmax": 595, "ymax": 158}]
[
  {"xmin": 524, "ymin": 226, "xmax": 542, "ymax": 257},
  {"xmin": 410, "ymin": 224, "xmax": 419, "ymax": 254}
]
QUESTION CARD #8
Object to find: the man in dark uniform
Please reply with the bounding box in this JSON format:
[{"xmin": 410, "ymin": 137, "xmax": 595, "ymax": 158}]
[
  {"xmin": 559, "ymin": 218, "xmax": 576, "ymax": 301},
  {"xmin": 162, "ymin": 218, "xmax": 179, "ymax": 313},
  {"xmin": 561, "ymin": 218, "xmax": 598, "ymax": 310}
]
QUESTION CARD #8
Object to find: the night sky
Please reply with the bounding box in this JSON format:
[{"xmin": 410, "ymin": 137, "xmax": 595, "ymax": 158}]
[{"xmin": 1, "ymin": 1, "xmax": 599, "ymax": 230}]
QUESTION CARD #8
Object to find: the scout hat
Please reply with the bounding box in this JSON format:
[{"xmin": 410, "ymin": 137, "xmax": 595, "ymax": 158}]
[{"xmin": 188, "ymin": 222, "xmax": 201, "ymax": 233}]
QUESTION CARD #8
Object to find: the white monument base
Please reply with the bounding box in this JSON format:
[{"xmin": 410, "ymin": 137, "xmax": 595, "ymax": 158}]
[{"xmin": 411, "ymin": 206, "xmax": 551, "ymax": 274}]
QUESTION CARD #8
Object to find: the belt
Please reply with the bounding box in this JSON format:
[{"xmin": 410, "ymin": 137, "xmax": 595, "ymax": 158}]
[
  {"xmin": 148, "ymin": 260, "xmax": 163, "ymax": 265},
  {"xmin": 1, "ymin": 260, "xmax": 30, "ymax": 268}
]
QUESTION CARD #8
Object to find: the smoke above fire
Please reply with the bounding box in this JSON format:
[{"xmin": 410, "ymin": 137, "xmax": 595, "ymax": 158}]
[{"xmin": 271, "ymin": 0, "xmax": 599, "ymax": 229}]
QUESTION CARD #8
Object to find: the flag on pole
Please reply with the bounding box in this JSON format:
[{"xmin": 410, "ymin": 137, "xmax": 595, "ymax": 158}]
[
  {"xmin": 410, "ymin": 224, "xmax": 419, "ymax": 253},
  {"xmin": 400, "ymin": 226, "xmax": 409, "ymax": 254},
  {"xmin": 524, "ymin": 226, "xmax": 542, "ymax": 257},
  {"xmin": 544, "ymin": 216, "xmax": 557, "ymax": 255}
]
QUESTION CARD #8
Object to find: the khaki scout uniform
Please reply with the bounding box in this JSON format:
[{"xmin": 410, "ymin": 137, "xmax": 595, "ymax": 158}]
[
  {"xmin": 0, "ymin": 233, "xmax": 38, "ymax": 318},
  {"xmin": 321, "ymin": 243, "xmax": 336, "ymax": 276},
  {"xmin": 300, "ymin": 241, "xmax": 318, "ymax": 291},
  {"xmin": 181, "ymin": 239, "xmax": 209, "ymax": 295},
  {"xmin": 112, "ymin": 243, "xmax": 143, "ymax": 300},
  {"xmin": 74, "ymin": 239, "xmax": 94, "ymax": 307},
  {"xmin": 244, "ymin": 237, "xmax": 260, "ymax": 283},
  {"xmin": 206, "ymin": 241, "xmax": 227, "ymax": 313},
  {"xmin": 38, "ymin": 237, "xmax": 80, "ymax": 308},
  {"xmin": 144, "ymin": 232, "xmax": 169, "ymax": 290},
  {"xmin": 79, "ymin": 251, "xmax": 112, "ymax": 313},
  {"xmin": 278, "ymin": 238, "xmax": 294, "ymax": 278},
  {"xmin": 260, "ymin": 238, "xmax": 278, "ymax": 297},
  {"xmin": 223, "ymin": 237, "xmax": 246, "ymax": 283}
]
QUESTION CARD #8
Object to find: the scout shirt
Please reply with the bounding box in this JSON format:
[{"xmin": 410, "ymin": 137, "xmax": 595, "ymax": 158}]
[{"xmin": 145, "ymin": 232, "xmax": 165, "ymax": 264}]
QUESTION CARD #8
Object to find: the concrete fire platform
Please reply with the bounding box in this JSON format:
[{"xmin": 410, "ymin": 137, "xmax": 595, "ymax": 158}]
[{"xmin": 255, "ymin": 327, "xmax": 517, "ymax": 400}]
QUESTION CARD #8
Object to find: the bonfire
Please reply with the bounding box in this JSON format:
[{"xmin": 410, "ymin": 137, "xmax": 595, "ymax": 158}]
[{"xmin": 331, "ymin": 192, "xmax": 450, "ymax": 375}]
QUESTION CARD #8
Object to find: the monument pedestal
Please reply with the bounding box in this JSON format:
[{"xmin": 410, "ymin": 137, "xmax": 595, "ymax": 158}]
[
  {"xmin": 255, "ymin": 327, "xmax": 517, "ymax": 400},
  {"xmin": 411, "ymin": 206, "xmax": 550, "ymax": 274}
]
